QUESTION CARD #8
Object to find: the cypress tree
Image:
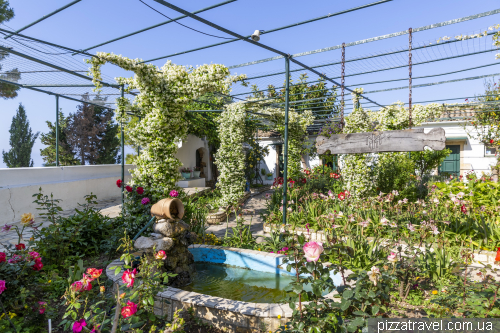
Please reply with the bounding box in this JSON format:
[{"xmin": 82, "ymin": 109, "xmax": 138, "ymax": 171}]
[{"xmin": 2, "ymin": 103, "xmax": 39, "ymax": 167}]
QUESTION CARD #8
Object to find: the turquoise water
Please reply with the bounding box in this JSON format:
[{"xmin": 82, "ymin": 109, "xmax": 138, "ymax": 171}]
[{"xmin": 182, "ymin": 263, "xmax": 328, "ymax": 303}]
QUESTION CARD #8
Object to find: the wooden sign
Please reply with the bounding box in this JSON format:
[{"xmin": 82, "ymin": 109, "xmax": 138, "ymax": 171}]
[{"xmin": 316, "ymin": 128, "xmax": 446, "ymax": 154}]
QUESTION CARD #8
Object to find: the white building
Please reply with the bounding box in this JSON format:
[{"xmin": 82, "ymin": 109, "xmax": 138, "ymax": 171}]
[{"xmin": 255, "ymin": 112, "xmax": 498, "ymax": 180}]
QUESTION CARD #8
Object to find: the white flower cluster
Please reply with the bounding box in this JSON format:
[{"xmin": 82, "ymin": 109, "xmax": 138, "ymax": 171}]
[
  {"xmin": 215, "ymin": 102, "xmax": 247, "ymax": 208},
  {"xmin": 341, "ymin": 89, "xmax": 444, "ymax": 197},
  {"xmin": 87, "ymin": 53, "xmax": 245, "ymax": 194}
]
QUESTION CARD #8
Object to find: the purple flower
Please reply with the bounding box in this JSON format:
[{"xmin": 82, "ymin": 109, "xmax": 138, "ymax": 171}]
[
  {"xmin": 1, "ymin": 224, "xmax": 12, "ymax": 232},
  {"xmin": 169, "ymin": 190, "xmax": 179, "ymax": 198},
  {"xmin": 141, "ymin": 197, "xmax": 151, "ymax": 205}
]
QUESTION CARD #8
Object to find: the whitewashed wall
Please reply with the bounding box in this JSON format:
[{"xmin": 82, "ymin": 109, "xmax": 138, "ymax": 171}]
[
  {"xmin": 0, "ymin": 164, "xmax": 134, "ymax": 226},
  {"xmin": 419, "ymin": 122, "xmax": 497, "ymax": 176},
  {"xmin": 175, "ymin": 134, "xmax": 211, "ymax": 180}
]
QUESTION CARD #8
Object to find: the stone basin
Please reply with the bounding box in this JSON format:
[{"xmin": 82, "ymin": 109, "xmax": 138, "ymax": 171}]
[{"xmin": 106, "ymin": 245, "xmax": 349, "ymax": 332}]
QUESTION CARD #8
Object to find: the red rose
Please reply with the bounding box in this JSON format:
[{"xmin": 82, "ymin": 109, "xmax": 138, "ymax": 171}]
[
  {"xmin": 125, "ymin": 185, "xmax": 133, "ymax": 192},
  {"xmin": 495, "ymin": 247, "xmax": 500, "ymax": 262},
  {"xmin": 0, "ymin": 252, "xmax": 5, "ymax": 263},
  {"xmin": 116, "ymin": 179, "xmax": 122, "ymax": 188},
  {"xmin": 15, "ymin": 243, "xmax": 25, "ymax": 250},
  {"xmin": 136, "ymin": 187, "xmax": 144, "ymax": 195},
  {"xmin": 461, "ymin": 205, "xmax": 467, "ymax": 214},
  {"xmin": 33, "ymin": 257, "xmax": 43, "ymax": 271},
  {"xmin": 490, "ymin": 139, "xmax": 494, "ymax": 144},
  {"xmin": 338, "ymin": 192, "xmax": 345, "ymax": 201}
]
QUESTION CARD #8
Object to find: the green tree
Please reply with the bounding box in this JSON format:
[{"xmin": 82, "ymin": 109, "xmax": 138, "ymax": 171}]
[
  {"xmin": 92, "ymin": 97, "xmax": 120, "ymax": 164},
  {"xmin": 39, "ymin": 111, "xmax": 80, "ymax": 166},
  {"xmin": 2, "ymin": 103, "xmax": 39, "ymax": 167},
  {"xmin": 0, "ymin": 0, "xmax": 20, "ymax": 99},
  {"xmin": 66, "ymin": 95, "xmax": 120, "ymax": 165}
]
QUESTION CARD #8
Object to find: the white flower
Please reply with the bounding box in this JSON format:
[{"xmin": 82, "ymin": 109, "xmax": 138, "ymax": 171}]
[
  {"xmin": 407, "ymin": 223, "xmax": 415, "ymax": 232},
  {"xmin": 368, "ymin": 266, "xmax": 380, "ymax": 286},
  {"xmin": 380, "ymin": 216, "xmax": 389, "ymax": 225}
]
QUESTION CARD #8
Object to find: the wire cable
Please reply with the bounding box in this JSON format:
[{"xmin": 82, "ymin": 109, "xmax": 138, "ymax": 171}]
[{"xmin": 137, "ymin": 0, "xmax": 233, "ymax": 40}]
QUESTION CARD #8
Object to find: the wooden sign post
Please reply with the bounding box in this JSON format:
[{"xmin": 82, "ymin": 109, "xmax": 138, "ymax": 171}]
[{"xmin": 316, "ymin": 128, "xmax": 446, "ymax": 155}]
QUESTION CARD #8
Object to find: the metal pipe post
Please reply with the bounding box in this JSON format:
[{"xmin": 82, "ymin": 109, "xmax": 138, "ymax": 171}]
[
  {"xmin": 120, "ymin": 85, "xmax": 125, "ymax": 208},
  {"xmin": 137, "ymin": 116, "xmax": 142, "ymax": 156},
  {"xmin": 282, "ymin": 56, "xmax": 290, "ymax": 226},
  {"xmin": 55, "ymin": 95, "xmax": 59, "ymax": 167},
  {"xmin": 409, "ymin": 27, "xmax": 413, "ymax": 128},
  {"xmin": 341, "ymin": 42, "xmax": 345, "ymax": 128}
]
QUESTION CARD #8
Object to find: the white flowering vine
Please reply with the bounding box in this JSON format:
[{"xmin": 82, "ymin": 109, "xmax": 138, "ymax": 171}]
[{"xmin": 87, "ymin": 53, "xmax": 245, "ymax": 194}]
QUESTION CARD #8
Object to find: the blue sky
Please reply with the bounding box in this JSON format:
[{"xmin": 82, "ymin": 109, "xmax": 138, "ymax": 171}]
[{"xmin": 1, "ymin": 0, "xmax": 500, "ymax": 167}]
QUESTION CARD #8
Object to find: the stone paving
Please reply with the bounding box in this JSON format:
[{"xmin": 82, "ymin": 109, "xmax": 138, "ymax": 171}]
[{"xmin": 205, "ymin": 190, "xmax": 272, "ymax": 240}]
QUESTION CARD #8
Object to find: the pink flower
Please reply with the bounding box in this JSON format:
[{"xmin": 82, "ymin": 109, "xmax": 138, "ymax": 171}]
[
  {"xmin": 407, "ymin": 224, "xmax": 415, "ymax": 232},
  {"xmin": 33, "ymin": 257, "xmax": 43, "ymax": 271},
  {"xmin": 1, "ymin": 224, "xmax": 12, "ymax": 232},
  {"xmin": 141, "ymin": 197, "xmax": 150, "ymax": 205},
  {"xmin": 81, "ymin": 274, "xmax": 93, "ymax": 291},
  {"xmin": 136, "ymin": 186, "xmax": 144, "ymax": 195},
  {"xmin": 90, "ymin": 325, "xmax": 101, "ymax": 333},
  {"xmin": 86, "ymin": 268, "xmax": 103, "ymax": 279},
  {"xmin": 0, "ymin": 280, "xmax": 6, "ymax": 294},
  {"xmin": 358, "ymin": 220, "xmax": 370, "ymax": 228},
  {"xmin": 303, "ymin": 241, "xmax": 324, "ymax": 262},
  {"xmin": 73, "ymin": 319, "xmax": 87, "ymax": 333},
  {"xmin": 387, "ymin": 252, "xmax": 397, "ymax": 263},
  {"xmin": 8, "ymin": 254, "xmax": 22, "ymax": 264},
  {"xmin": 0, "ymin": 252, "xmax": 6, "ymax": 263},
  {"xmin": 155, "ymin": 250, "xmax": 167, "ymax": 260},
  {"xmin": 380, "ymin": 217, "xmax": 389, "ymax": 226},
  {"xmin": 121, "ymin": 301, "xmax": 138, "ymax": 318},
  {"xmin": 28, "ymin": 251, "xmax": 40, "ymax": 261},
  {"xmin": 71, "ymin": 281, "xmax": 84, "ymax": 292},
  {"xmin": 169, "ymin": 190, "xmax": 179, "ymax": 198},
  {"xmin": 38, "ymin": 301, "xmax": 47, "ymax": 314},
  {"xmin": 122, "ymin": 268, "xmax": 136, "ymax": 288},
  {"xmin": 461, "ymin": 205, "xmax": 467, "ymax": 214},
  {"xmin": 125, "ymin": 185, "xmax": 133, "ymax": 192}
]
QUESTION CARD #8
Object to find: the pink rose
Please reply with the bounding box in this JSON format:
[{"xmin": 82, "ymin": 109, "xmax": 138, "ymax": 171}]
[
  {"xmin": 38, "ymin": 301, "xmax": 47, "ymax": 314},
  {"xmin": 86, "ymin": 268, "xmax": 103, "ymax": 279},
  {"xmin": 122, "ymin": 268, "xmax": 136, "ymax": 288},
  {"xmin": 141, "ymin": 197, "xmax": 150, "ymax": 205},
  {"xmin": 303, "ymin": 241, "xmax": 324, "ymax": 262},
  {"xmin": 28, "ymin": 251, "xmax": 40, "ymax": 261},
  {"xmin": 71, "ymin": 281, "xmax": 84, "ymax": 292},
  {"xmin": 0, "ymin": 280, "xmax": 6, "ymax": 294},
  {"xmin": 33, "ymin": 257, "xmax": 43, "ymax": 271},
  {"xmin": 121, "ymin": 301, "xmax": 138, "ymax": 318},
  {"xmin": 155, "ymin": 250, "xmax": 167, "ymax": 260},
  {"xmin": 8, "ymin": 254, "xmax": 22, "ymax": 264},
  {"xmin": 169, "ymin": 190, "xmax": 179, "ymax": 198},
  {"xmin": 387, "ymin": 252, "xmax": 397, "ymax": 263},
  {"xmin": 73, "ymin": 319, "xmax": 87, "ymax": 333}
]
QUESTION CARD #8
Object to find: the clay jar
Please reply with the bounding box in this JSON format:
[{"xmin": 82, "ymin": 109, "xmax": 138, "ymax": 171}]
[{"xmin": 150, "ymin": 198, "xmax": 184, "ymax": 219}]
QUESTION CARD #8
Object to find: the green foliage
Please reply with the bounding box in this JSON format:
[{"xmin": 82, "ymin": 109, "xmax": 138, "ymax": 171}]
[
  {"xmin": 0, "ymin": 0, "xmax": 20, "ymax": 100},
  {"xmin": 32, "ymin": 188, "xmax": 119, "ymax": 266},
  {"xmin": 2, "ymin": 103, "xmax": 39, "ymax": 167},
  {"xmin": 39, "ymin": 111, "xmax": 80, "ymax": 166},
  {"xmin": 222, "ymin": 208, "xmax": 257, "ymax": 249}
]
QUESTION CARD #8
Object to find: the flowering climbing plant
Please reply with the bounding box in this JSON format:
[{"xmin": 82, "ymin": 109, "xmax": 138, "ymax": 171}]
[
  {"xmin": 340, "ymin": 89, "xmax": 445, "ymax": 197},
  {"xmin": 87, "ymin": 53, "xmax": 246, "ymax": 195},
  {"xmin": 215, "ymin": 102, "xmax": 247, "ymax": 208}
]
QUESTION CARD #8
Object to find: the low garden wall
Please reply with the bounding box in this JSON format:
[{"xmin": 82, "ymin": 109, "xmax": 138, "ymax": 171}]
[{"xmin": 0, "ymin": 164, "xmax": 134, "ymax": 226}]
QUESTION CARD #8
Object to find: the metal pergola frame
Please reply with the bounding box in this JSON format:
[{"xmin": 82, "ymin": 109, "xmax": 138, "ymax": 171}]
[{"xmin": 2, "ymin": 0, "xmax": 500, "ymax": 224}]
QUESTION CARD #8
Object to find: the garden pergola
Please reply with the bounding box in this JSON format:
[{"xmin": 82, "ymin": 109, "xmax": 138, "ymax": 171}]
[{"xmin": 1, "ymin": 0, "xmax": 500, "ymax": 224}]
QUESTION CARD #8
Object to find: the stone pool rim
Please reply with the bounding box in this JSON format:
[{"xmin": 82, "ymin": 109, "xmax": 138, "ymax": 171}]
[{"xmin": 105, "ymin": 245, "xmax": 352, "ymax": 331}]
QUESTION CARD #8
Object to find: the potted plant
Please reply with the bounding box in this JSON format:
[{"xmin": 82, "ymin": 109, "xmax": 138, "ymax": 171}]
[
  {"xmin": 261, "ymin": 168, "xmax": 266, "ymax": 176},
  {"xmin": 180, "ymin": 167, "xmax": 191, "ymax": 179},
  {"xmin": 266, "ymin": 172, "xmax": 273, "ymax": 180},
  {"xmin": 193, "ymin": 166, "xmax": 202, "ymax": 178}
]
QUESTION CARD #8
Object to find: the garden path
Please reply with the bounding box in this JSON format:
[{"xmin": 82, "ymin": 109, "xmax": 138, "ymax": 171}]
[{"xmin": 204, "ymin": 190, "xmax": 271, "ymax": 240}]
